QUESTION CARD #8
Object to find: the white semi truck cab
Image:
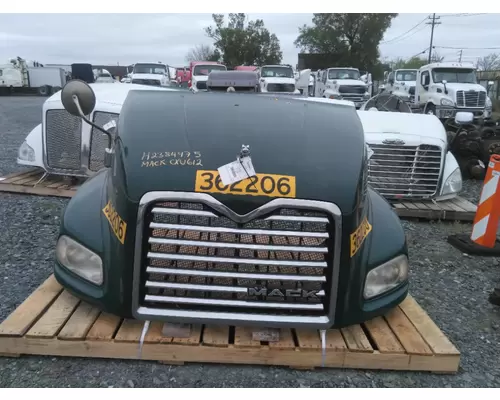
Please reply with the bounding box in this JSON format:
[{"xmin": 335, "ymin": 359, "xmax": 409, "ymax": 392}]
[
  {"xmin": 129, "ymin": 62, "xmax": 172, "ymax": 87},
  {"xmin": 415, "ymin": 62, "xmax": 493, "ymax": 120},
  {"xmin": 258, "ymin": 64, "xmax": 300, "ymax": 94},
  {"xmin": 384, "ymin": 69, "xmax": 417, "ymax": 103},
  {"xmin": 315, "ymin": 67, "xmax": 371, "ymax": 109}
]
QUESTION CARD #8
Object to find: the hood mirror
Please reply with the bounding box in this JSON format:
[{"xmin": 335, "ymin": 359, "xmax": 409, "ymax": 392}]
[
  {"xmin": 60, "ymin": 80, "xmax": 114, "ymax": 156},
  {"xmin": 455, "ymin": 111, "xmax": 473, "ymax": 125}
]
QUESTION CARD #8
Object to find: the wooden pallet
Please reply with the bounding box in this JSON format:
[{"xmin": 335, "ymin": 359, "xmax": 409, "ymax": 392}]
[
  {"xmin": 392, "ymin": 197, "xmax": 477, "ymax": 222},
  {"xmin": 0, "ymin": 169, "xmax": 83, "ymax": 198},
  {"xmin": 0, "ymin": 275, "xmax": 460, "ymax": 373}
]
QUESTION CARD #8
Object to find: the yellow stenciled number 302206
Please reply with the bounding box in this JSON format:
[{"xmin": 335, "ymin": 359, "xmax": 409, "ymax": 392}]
[{"xmin": 102, "ymin": 200, "xmax": 127, "ymax": 244}]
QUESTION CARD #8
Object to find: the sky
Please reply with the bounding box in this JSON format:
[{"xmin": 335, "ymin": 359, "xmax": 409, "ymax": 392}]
[{"xmin": 0, "ymin": 13, "xmax": 499, "ymax": 68}]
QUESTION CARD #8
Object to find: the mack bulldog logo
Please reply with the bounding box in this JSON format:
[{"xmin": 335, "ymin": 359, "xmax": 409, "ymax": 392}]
[
  {"xmin": 247, "ymin": 287, "xmax": 320, "ymax": 298},
  {"xmin": 382, "ymin": 139, "xmax": 405, "ymax": 145}
]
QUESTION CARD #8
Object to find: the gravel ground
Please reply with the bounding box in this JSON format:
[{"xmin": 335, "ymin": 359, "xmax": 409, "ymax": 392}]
[{"xmin": 0, "ymin": 96, "xmax": 499, "ymax": 388}]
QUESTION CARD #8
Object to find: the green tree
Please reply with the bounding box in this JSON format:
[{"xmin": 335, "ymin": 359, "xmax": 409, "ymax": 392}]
[
  {"xmin": 294, "ymin": 13, "xmax": 398, "ymax": 70},
  {"xmin": 205, "ymin": 13, "xmax": 283, "ymax": 67}
]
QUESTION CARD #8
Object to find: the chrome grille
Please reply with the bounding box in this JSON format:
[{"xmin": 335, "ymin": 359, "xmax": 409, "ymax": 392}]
[
  {"xmin": 367, "ymin": 144, "xmax": 442, "ymax": 199},
  {"xmin": 45, "ymin": 110, "xmax": 82, "ymax": 171},
  {"xmin": 139, "ymin": 201, "xmax": 334, "ymax": 319},
  {"xmin": 89, "ymin": 112, "xmax": 119, "ymax": 172},
  {"xmin": 341, "ymin": 94, "xmax": 364, "ymax": 102},
  {"xmin": 196, "ymin": 81, "xmax": 207, "ymax": 90},
  {"xmin": 131, "ymin": 79, "xmax": 161, "ymax": 86},
  {"xmin": 456, "ymin": 90, "xmax": 486, "ymax": 108},
  {"xmin": 339, "ymin": 85, "xmax": 365, "ymax": 94}
]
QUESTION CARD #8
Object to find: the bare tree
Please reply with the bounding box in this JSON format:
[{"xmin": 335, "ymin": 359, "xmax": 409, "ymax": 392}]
[
  {"xmin": 185, "ymin": 44, "xmax": 219, "ymax": 62},
  {"xmin": 476, "ymin": 53, "xmax": 500, "ymax": 71}
]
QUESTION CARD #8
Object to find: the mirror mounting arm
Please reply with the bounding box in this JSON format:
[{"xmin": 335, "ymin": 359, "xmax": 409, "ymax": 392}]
[{"xmin": 72, "ymin": 95, "xmax": 113, "ymax": 148}]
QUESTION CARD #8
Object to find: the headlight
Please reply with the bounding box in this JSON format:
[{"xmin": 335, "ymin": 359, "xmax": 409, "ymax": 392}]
[
  {"xmin": 440, "ymin": 98, "xmax": 454, "ymax": 107},
  {"xmin": 364, "ymin": 92, "xmax": 370, "ymax": 98},
  {"xmin": 486, "ymin": 96, "xmax": 492, "ymax": 109},
  {"xmin": 364, "ymin": 255, "xmax": 409, "ymax": 299},
  {"xmin": 56, "ymin": 235, "xmax": 103, "ymax": 285},
  {"xmin": 441, "ymin": 166, "xmax": 462, "ymax": 195},
  {"xmin": 18, "ymin": 140, "xmax": 35, "ymax": 162}
]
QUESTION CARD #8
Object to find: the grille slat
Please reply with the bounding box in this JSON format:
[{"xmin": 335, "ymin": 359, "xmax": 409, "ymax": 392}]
[
  {"xmin": 266, "ymin": 83, "xmax": 295, "ymax": 92},
  {"xmin": 45, "ymin": 110, "xmax": 82, "ymax": 171},
  {"xmin": 89, "ymin": 112, "xmax": 119, "ymax": 172},
  {"xmin": 367, "ymin": 143, "xmax": 442, "ymax": 199},
  {"xmin": 139, "ymin": 201, "xmax": 334, "ymax": 318}
]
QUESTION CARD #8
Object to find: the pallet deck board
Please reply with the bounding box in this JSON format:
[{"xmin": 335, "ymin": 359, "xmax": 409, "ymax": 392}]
[
  {"xmin": 0, "ymin": 169, "xmax": 478, "ymax": 222},
  {"xmin": 0, "ymin": 275, "xmax": 460, "ymax": 373},
  {"xmin": 391, "ymin": 197, "xmax": 477, "ymax": 222}
]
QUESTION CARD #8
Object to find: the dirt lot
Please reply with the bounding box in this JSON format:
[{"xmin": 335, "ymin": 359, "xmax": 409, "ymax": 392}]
[{"xmin": 0, "ymin": 96, "xmax": 499, "ymax": 388}]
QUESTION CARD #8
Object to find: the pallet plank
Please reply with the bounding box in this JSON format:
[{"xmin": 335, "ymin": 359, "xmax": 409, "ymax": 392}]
[
  {"xmin": 114, "ymin": 319, "xmax": 145, "ymax": 343},
  {"xmin": 0, "ymin": 170, "xmax": 41, "ymax": 184},
  {"xmin": 391, "ymin": 196, "xmax": 476, "ymax": 222},
  {"xmin": 171, "ymin": 324, "xmax": 202, "ymax": 345},
  {"xmin": 341, "ymin": 325, "xmax": 373, "ymax": 353},
  {"xmin": 58, "ymin": 302, "xmax": 100, "ymax": 341},
  {"xmin": 26, "ymin": 291, "xmax": 80, "ymax": 339},
  {"xmin": 234, "ymin": 327, "xmax": 261, "ymax": 348},
  {"xmin": 385, "ymin": 307, "xmax": 433, "ymax": 356},
  {"xmin": 144, "ymin": 322, "xmax": 173, "ymax": 344},
  {"xmin": 364, "ymin": 317, "xmax": 405, "ymax": 354},
  {"xmin": 0, "ymin": 275, "xmax": 63, "ymax": 337},
  {"xmin": 86, "ymin": 313, "xmax": 122, "ymax": 341},
  {"xmin": 399, "ymin": 296, "xmax": 459, "ymax": 356},
  {"xmin": 450, "ymin": 197, "xmax": 477, "ymax": 213},
  {"xmin": 268, "ymin": 329, "xmax": 295, "ymax": 349},
  {"xmin": 295, "ymin": 329, "xmax": 322, "ymax": 349},
  {"xmin": 0, "ymin": 170, "xmax": 82, "ymax": 198},
  {"xmin": 202, "ymin": 325, "xmax": 229, "ymax": 347}
]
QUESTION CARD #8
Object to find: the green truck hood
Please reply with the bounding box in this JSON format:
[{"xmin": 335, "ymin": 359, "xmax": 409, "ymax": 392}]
[{"xmin": 114, "ymin": 91, "xmax": 366, "ymax": 215}]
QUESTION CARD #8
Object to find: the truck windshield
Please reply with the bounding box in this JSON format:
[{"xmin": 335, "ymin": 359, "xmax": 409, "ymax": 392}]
[
  {"xmin": 432, "ymin": 68, "xmax": 477, "ymax": 84},
  {"xmin": 396, "ymin": 71, "xmax": 417, "ymax": 81},
  {"xmin": 261, "ymin": 66, "xmax": 294, "ymax": 78},
  {"xmin": 133, "ymin": 64, "xmax": 167, "ymax": 74},
  {"xmin": 328, "ymin": 69, "xmax": 360, "ymax": 80},
  {"xmin": 193, "ymin": 64, "xmax": 226, "ymax": 76}
]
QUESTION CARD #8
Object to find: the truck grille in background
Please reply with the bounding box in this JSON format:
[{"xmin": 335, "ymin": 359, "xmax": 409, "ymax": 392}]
[
  {"xmin": 266, "ymin": 83, "xmax": 295, "ymax": 92},
  {"xmin": 89, "ymin": 112, "xmax": 119, "ymax": 172},
  {"xmin": 45, "ymin": 110, "xmax": 82, "ymax": 171},
  {"xmin": 408, "ymin": 86, "xmax": 415, "ymax": 95},
  {"xmin": 196, "ymin": 81, "xmax": 207, "ymax": 90},
  {"xmin": 367, "ymin": 144, "xmax": 442, "ymax": 199},
  {"xmin": 339, "ymin": 85, "xmax": 366, "ymax": 94},
  {"xmin": 139, "ymin": 201, "xmax": 334, "ymax": 318},
  {"xmin": 456, "ymin": 90, "xmax": 486, "ymax": 108},
  {"xmin": 131, "ymin": 79, "xmax": 161, "ymax": 86}
]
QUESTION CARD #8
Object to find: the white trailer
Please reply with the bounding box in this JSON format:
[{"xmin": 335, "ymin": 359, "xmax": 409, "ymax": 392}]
[{"xmin": 0, "ymin": 57, "xmax": 66, "ymax": 96}]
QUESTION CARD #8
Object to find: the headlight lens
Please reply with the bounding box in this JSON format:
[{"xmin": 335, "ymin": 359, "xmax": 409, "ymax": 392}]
[
  {"xmin": 441, "ymin": 166, "xmax": 462, "ymax": 195},
  {"xmin": 364, "ymin": 92, "xmax": 370, "ymax": 98},
  {"xmin": 440, "ymin": 98, "xmax": 454, "ymax": 107},
  {"xmin": 364, "ymin": 255, "xmax": 409, "ymax": 299},
  {"xmin": 18, "ymin": 140, "xmax": 35, "ymax": 162},
  {"xmin": 56, "ymin": 235, "xmax": 103, "ymax": 285},
  {"xmin": 486, "ymin": 96, "xmax": 492, "ymax": 109}
]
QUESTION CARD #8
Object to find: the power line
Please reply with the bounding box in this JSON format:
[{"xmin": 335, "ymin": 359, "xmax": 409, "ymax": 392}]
[
  {"xmin": 439, "ymin": 13, "xmax": 487, "ymax": 18},
  {"xmin": 426, "ymin": 14, "xmax": 441, "ymax": 63},
  {"xmin": 435, "ymin": 45, "xmax": 500, "ymax": 50},
  {"xmin": 381, "ymin": 16, "xmax": 428, "ymax": 44}
]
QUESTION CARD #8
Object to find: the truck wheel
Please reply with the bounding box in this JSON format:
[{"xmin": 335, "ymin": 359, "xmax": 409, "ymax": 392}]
[
  {"xmin": 38, "ymin": 85, "xmax": 50, "ymax": 96},
  {"xmin": 425, "ymin": 103, "xmax": 436, "ymax": 115}
]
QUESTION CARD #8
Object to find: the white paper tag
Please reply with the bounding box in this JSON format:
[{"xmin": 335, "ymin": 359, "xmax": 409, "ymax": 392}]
[
  {"xmin": 103, "ymin": 120, "xmax": 117, "ymax": 131},
  {"xmin": 218, "ymin": 156, "xmax": 256, "ymax": 186},
  {"xmin": 366, "ymin": 144, "xmax": 374, "ymax": 160}
]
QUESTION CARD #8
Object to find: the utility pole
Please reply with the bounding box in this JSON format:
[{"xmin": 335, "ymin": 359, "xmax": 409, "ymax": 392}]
[
  {"xmin": 458, "ymin": 50, "xmax": 463, "ymax": 63},
  {"xmin": 426, "ymin": 13, "xmax": 441, "ymax": 63}
]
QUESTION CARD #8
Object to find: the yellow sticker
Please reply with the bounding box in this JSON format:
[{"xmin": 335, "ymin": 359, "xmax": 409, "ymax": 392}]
[
  {"xmin": 102, "ymin": 200, "xmax": 127, "ymax": 245},
  {"xmin": 350, "ymin": 216, "xmax": 372, "ymax": 257},
  {"xmin": 195, "ymin": 170, "xmax": 296, "ymax": 198}
]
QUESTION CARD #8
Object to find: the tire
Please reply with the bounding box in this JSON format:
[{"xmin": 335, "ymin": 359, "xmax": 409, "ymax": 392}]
[
  {"xmin": 425, "ymin": 103, "xmax": 436, "ymax": 115},
  {"xmin": 38, "ymin": 85, "xmax": 50, "ymax": 96}
]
